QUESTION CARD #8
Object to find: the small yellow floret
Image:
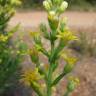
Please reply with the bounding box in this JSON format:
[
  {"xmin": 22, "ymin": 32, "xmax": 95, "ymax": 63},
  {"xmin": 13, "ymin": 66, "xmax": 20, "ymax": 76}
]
[{"xmin": 0, "ymin": 34, "xmax": 8, "ymax": 42}]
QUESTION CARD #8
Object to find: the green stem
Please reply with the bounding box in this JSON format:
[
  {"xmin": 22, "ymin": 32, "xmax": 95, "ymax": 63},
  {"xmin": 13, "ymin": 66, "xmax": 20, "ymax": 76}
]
[
  {"xmin": 46, "ymin": 38, "xmax": 55, "ymax": 96},
  {"xmin": 52, "ymin": 72, "xmax": 66, "ymax": 86},
  {"xmin": 47, "ymin": 65, "xmax": 53, "ymax": 96},
  {"xmin": 49, "ymin": 40, "xmax": 65, "ymax": 63}
]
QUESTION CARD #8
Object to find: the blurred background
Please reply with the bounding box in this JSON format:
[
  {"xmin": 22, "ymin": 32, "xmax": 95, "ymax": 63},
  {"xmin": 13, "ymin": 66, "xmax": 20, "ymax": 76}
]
[{"xmin": 20, "ymin": 0, "xmax": 96, "ymax": 11}]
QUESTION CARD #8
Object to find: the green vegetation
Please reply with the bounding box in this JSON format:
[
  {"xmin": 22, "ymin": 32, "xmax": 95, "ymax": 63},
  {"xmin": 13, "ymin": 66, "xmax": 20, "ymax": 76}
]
[
  {"xmin": 22, "ymin": 0, "xmax": 79, "ymax": 96},
  {"xmin": 0, "ymin": 0, "xmax": 96, "ymax": 96},
  {"xmin": 0, "ymin": 0, "xmax": 24, "ymax": 95}
]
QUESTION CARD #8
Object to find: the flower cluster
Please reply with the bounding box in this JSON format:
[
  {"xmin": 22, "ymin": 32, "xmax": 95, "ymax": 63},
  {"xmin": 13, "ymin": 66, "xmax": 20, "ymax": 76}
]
[
  {"xmin": 22, "ymin": 68, "xmax": 42, "ymax": 86},
  {"xmin": 43, "ymin": 0, "xmax": 68, "ymax": 13}
]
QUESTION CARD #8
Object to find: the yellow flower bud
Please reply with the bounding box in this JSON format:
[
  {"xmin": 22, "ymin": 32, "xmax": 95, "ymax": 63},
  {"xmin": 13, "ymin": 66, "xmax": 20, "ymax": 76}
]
[
  {"xmin": 48, "ymin": 11, "xmax": 56, "ymax": 19},
  {"xmin": 43, "ymin": 0, "xmax": 52, "ymax": 11},
  {"xmin": 63, "ymin": 57, "xmax": 77, "ymax": 74},
  {"xmin": 29, "ymin": 48, "xmax": 39, "ymax": 63},
  {"xmin": 0, "ymin": 35, "xmax": 8, "ymax": 42},
  {"xmin": 59, "ymin": 1, "xmax": 68, "ymax": 12},
  {"xmin": 22, "ymin": 68, "xmax": 42, "ymax": 86},
  {"xmin": 68, "ymin": 76, "xmax": 80, "ymax": 85},
  {"xmin": 67, "ymin": 76, "xmax": 80, "ymax": 92},
  {"xmin": 48, "ymin": 11, "xmax": 59, "ymax": 30},
  {"xmin": 64, "ymin": 63, "xmax": 74, "ymax": 74}
]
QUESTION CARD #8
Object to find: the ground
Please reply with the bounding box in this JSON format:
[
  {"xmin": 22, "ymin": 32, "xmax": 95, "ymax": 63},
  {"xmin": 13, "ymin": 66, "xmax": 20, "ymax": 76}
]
[{"xmin": 9, "ymin": 11, "xmax": 96, "ymax": 29}]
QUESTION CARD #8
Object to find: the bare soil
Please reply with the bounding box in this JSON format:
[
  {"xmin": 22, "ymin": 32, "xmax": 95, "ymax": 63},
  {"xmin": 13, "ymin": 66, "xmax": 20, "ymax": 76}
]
[{"xmin": 9, "ymin": 11, "xmax": 96, "ymax": 29}]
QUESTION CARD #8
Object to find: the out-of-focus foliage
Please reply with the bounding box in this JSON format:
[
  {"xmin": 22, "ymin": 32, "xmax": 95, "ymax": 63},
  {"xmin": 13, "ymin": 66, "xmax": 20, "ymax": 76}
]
[
  {"xmin": 69, "ymin": 32, "xmax": 96, "ymax": 57},
  {"xmin": 21, "ymin": 0, "xmax": 96, "ymax": 11},
  {"xmin": 0, "ymin": 0, "xmax": 23, "ymax": 95},
  {"xmin": 22, "ymin": 0, "xmax": 96, "ymax": 4},
  {"xmin": 0, "ymin": 0, "xmax": 21, "ymax": 33}
]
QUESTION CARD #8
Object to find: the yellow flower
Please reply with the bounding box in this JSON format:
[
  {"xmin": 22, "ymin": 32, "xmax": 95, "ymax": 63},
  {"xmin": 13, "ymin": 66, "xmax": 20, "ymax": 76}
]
[
  {"xmin": 61, "ymin": 51, "xmax": 78, "ymax": 74},
  {"xmin": 68, "ymin": 76, "xmax": 80, "ymax": 85},
  {"xmin": 65, "ymin": 57, "xmax": 78, "ymax": 65},
  {"xmin": 0, "ymin": 34, "xmax": 8, "ymax": 42},
  {"xmin": 57, "ymin": 31, "xmax": 78, "ymax": 43},
  {"xmin": 61, "ymin": 50, "xmax": 78, "ymax": 65},
  {"xmin": 63, "ymin": 57, "xmax": 77, "ymax": 74},
  {"xmin": 22, "ymin": 68, "xmax": 42, "ymax": 86},
  {"xmin": 30, "ymin": 32, "xmax": 40, "ymax": 38}
]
